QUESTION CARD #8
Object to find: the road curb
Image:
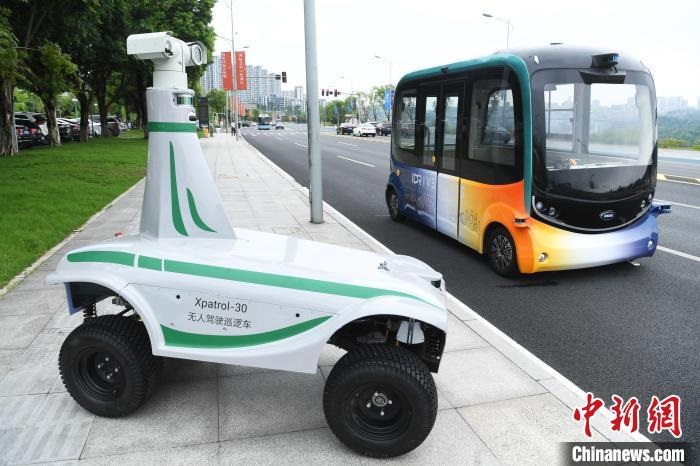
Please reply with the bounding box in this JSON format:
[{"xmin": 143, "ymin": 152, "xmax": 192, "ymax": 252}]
[{"xmin": 241, "ymin": 135, "xmax": 650, "ymax": 443}]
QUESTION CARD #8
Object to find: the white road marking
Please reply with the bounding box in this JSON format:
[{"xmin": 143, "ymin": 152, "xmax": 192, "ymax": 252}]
[
  {"xmin": 274, "ymin": 137, "xmax": 282, "ymax": 141},
  {"xmin": 657, "ymin": 246, "xmax": 700, "ymax": 263},
  {"xmin": 655, "ymin": 199, "xmax": 700, "ymax": 210},
  {"xmin": 337, "ymin": 155, "xmax": 375, "ymax": 167},
  {"xmin": 294, "ymin": 142, "xmax": 307, "ymax": 148},
  {"xmin": 337, "ymin": 142, "xmax": 358, "ymax": 147}
]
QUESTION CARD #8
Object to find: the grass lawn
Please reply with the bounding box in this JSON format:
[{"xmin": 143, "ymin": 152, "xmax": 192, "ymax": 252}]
[{"xmin": 0, "ymin": 137, "xmax": 147, "ymax": 288}]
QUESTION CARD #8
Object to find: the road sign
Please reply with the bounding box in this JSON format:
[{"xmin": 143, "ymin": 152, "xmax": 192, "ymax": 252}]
[{"xmin": 384, "ymin": 89, "xmax": 395, "ymax": 111}]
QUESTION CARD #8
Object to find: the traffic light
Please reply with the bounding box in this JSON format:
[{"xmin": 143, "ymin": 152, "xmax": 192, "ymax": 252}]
[
  {"xmin": 334, "ymin": 89, "xmax": 338, "ymax": 97},
  {"xmin": 275, "ymin": 74, "xmax": 281, "ymax": 80},
  {"xmin": 281, "ymin": 71, "xmax": 287, "ymax": 83},
  {"xmin": 321, "ymin": 89, "xmax": 325, "ymax": 96}
]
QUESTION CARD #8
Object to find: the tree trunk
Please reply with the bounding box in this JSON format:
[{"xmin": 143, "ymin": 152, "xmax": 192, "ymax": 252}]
[
  {"xmin": 0, "ymin": 77, "xmax": 18, "ymax": 157},
  {"xmin": 78, "ymin": 91, "xmax": 90, "ymax": 142},
  {"xmin": 94, "ymin": 78, "xmax": 111, "ymax": 138},
  {"xmin": 43, "ymin": 97, "xmax": 61, "ymax": 147}
]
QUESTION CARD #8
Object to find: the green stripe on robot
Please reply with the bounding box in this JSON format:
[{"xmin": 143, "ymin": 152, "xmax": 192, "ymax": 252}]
[
  {"xmin": 169, "ymin": 142, "xmax": 189, "ymax": 236},
  {"xmin": 160, "ymin": 316, "xmax": 332, "ymax": 348},
  {"xmin": 138, "ymin": 255, "xmax": 162, "ymax": 271},
  {"xmin": 163, "ymin": 259, "xmax": 428, "ymax": 303},
  {"xmin": 66, "ymin": 250, "xmax": 433, "ymax": 305},
  {"xmin": 186, "ymin": 188, "xmax": 216, "ymax": 232},
  {"xmin": 148, "ymin": 122, "xmax": 197, "ymax": 132},
  {"xmin": 67, "ymin": 251, "xmax": 135, "ymax": 266}
]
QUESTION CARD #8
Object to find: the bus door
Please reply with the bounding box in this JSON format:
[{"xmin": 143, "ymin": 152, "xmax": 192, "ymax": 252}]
[
  {"xmin": 410, "ymin": 85, "xmax": 441, "ymax": 229},
  {"xmin": 435, "ymin": 83, "xmax": 464, "ymax": 240}
]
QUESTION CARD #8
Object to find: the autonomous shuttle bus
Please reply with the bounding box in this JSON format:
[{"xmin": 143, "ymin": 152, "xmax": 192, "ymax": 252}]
[{"xmin": 385, "ymin": 46, "xmax": 670, "ymax": 276}]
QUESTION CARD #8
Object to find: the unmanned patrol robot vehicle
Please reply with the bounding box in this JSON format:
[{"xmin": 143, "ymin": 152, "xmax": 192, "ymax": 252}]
[{"xmin": 46, "ymin": 32, "xmax": 448, "ymax": 458}]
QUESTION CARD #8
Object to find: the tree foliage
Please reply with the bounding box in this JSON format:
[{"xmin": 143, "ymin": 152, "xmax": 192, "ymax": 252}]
[{"xmin": 1, "ymin": 0, "xmax": 215, "ymax": 155}]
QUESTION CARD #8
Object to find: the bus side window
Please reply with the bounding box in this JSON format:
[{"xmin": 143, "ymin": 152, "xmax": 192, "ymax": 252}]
[
  {"xmin": 394, "ymin": 92, "xmax": 419, "ymax": 166},
  {"xmin": 462, "ymin": 72, "xmax": 522, "ymax": 184}
]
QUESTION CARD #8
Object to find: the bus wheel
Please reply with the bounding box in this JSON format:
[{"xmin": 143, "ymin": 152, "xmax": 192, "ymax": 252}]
[
  {"xmin": 323, "ymin": 345, "xmax": 438, "ymax": 457},
  {"xmin": 387, "ymin": 189, "xmax": 405, "ymax": 222},
  {"xmin": 487, "ymin": 226, "xmax": 519, "ymax": 277}
]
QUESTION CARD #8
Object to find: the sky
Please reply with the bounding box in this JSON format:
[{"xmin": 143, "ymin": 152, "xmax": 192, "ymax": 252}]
[{"xmin": 210, "ymin": 0, "xmax": 700, "ymax": 105}]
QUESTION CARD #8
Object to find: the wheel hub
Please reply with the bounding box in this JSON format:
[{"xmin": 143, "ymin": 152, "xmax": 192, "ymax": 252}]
[
  {"xmin": 371, "ymin": 391, "xmax": 390, "ymax": 408},
  {"xmin": 94, "ymin": 353, "xmax": 122, "ymax": 384},
  {"xmin": 492, "ymin": 235, "xmax": 512, "ymax": 268}
]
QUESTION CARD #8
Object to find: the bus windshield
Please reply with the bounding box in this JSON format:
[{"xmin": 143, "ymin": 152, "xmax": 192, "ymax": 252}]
[
  {"xmin": 532, "ymin": 69, "xmax": 656, "ymax": 198},
  {"xmin": 258, "ymin": 115, "xmax": 270, "ymax": 125}
]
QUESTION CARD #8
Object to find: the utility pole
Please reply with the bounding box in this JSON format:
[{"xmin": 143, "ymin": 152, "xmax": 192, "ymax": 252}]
[
  {"xmin": 230, "ymin": 3, "xmax": 239, "ymax": 140},
  {"xmin": 304, "ymin": 0, "xmax": 323, "ymax": 223}
]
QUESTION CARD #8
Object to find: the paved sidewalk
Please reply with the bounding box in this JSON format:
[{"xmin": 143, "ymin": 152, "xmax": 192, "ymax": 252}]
[{"xmin": 0, "ymin": 135, "xmax": 644, "ymax": 465}]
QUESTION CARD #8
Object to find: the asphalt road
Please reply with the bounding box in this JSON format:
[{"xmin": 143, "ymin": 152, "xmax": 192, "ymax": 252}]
[{"xmin": 240, "ymin": 125, "xmax": 699, "ymax": 444}]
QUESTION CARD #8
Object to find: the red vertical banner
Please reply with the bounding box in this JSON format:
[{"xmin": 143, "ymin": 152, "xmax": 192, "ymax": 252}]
[
  {"xmin": 221, "ymin": 52, "xmax": 233, "ymax": 90},
  {"xmin": 235, "ymin": 51, "xmax": 247, "ymax": 90}
]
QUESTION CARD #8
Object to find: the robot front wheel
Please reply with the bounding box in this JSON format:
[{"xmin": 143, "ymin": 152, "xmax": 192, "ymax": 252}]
[
  {"xmin": 59, "ymin": 315, "xmax": 162, "ymax": 417},
  {"xmin": 323, "ymin": 344, "xmax": 438, "ymax": 457}
]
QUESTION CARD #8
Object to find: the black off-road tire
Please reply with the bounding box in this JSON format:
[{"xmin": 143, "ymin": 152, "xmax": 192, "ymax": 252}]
[
  {"xmin": 486, "ymin": 225, "xmax": 520, "ymax": 277},
  {"xmin": 323, "ymin": 344, "xmax": 438, "ymax": 458},
  {"xmin": 386, "ymin": 188, "xmax": 405, "ymax": 222},
  {"xmin": 59, "ymin": 315, "xmax": 161, "ymax": 417}
]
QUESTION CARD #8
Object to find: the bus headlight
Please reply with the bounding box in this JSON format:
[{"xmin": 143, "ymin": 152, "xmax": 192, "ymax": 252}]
[
  {"xmin": 535, "ymin": 200, "xmax": 545, "ymax": 211},
  {"xmin": 547, "ymin": 206, "xmax": 558, "ymax": 217}
]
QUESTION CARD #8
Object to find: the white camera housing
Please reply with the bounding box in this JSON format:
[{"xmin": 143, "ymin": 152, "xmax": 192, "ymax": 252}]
[{"xmin": 127, "ymin": 32, "xmax": 207, "ymax": 89}]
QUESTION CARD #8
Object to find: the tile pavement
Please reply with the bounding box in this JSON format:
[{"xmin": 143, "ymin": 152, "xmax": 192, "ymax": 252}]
[{"xmin": 0, "ymin": 135, "xmax": 644, "ymax": 465}]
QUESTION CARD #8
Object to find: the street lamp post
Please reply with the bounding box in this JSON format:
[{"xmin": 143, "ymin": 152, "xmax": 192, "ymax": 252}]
[
  {"xmin": 482, "ymin": 13, "xmax": 513, "ymax": 48},
  {"xmin": 374, "ymin": 55, "xmax": 393, "ymax": 121},
  {"xmin": 338, "ymin": 76, "xmax": 354, "ymax": 119},
  {"xmin": 71, "ymin": 98, "xmax": 78, "ymax": 118}
]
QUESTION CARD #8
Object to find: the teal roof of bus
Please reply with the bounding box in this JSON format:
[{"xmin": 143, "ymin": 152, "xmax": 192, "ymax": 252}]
[{"xmin": 397, "ymin": 45, "xmax": 649, "ymax": 88}]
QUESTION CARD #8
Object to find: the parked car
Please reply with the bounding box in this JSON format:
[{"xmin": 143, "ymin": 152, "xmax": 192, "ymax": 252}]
[
  {"xmin": 15, "ymin": 112, "xmax": 49, "ymax": 137},
  {"xmin": 275, "ymin": 120, "xmax": 284, "ymax": 129},
  {"xmin": 240, "ymin": 120, "xmax": 251, "ymax": 127},
  {"xmin": 15, "ymin": 124, "xmax": 33, "ymax": 149},
  {"xmin": 88, "ymin": 116, "xmax": 104, "ymax": 137},
  {"xmin": 352, "ymin": 123, "xmax": 377, "ymax": 137},
  {"xmin": 483, "ymin": 125, "xmax": 511, "ymax": 144},
  {"xmin": 375, "ymin": 122, "xmax": 392, "ymax": 136},
  {"xmin": 58, "ymin": 118, "xmax": 80, "ymax": 141},
  {"xmin": 54, "ymin": 119, "xmax": 73, "ymax": 142},
  {"xmin": 336, "ymin": 122, "xmax": 356, "ymax": 135},
  {"xmin": 15, "ymin": 116, "xmax": 47, "ymax": 145},
  {"xmin": 90, "ymin": 115, "xmax": 121, "ymax": 136}
]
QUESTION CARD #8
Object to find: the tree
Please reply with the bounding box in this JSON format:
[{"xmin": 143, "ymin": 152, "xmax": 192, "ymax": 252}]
[
  {"xmin": 21, "ymin": 42, "xmax": 77, "ymax": 146},
  {"xmin": 2, "ymin": 0, "xmax": 90, "ymax": 149},
  {"xmin": 0, "ymin": 6, "xmax": 20, "ymax": 156},
  {"xmin": 207, "ymin": 89, "xmax": 226, "ymax": 114}
]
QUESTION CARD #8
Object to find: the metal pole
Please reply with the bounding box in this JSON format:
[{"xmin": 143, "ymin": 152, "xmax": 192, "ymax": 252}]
[
  {"xmin": 304, "ymin": 0, "xmax": 323, "ymax": 223},
  {"xmin": 230, "ymin": 5, "xmax": 239, "ymax": 140},
  {"xmin": 506, "ymin": 19, "xmax": 510, "ymax": 48},
  {"xmin": 225, "ymin": 91, "xmax": 230, "ymax": 133}
]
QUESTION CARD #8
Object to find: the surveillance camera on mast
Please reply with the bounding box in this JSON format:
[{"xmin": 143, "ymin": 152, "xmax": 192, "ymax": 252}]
[{"xmin": 127, "ymin": 32, "xmax": 207, "ymax": 89}]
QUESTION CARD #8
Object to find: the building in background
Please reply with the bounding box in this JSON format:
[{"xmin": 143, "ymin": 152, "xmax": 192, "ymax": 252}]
[
  {"xmin": 199, "ymin": 59, "xmax": 304, "ymax": 114},
  {"xmin": 657, "ymin": 96, "xmax": 688, "ymax": 114},
  {"xmin": 199, "ymin": 55, "xmax": 222, "ymax": 94}
]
